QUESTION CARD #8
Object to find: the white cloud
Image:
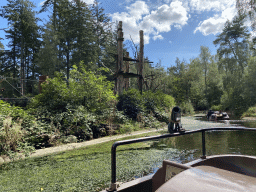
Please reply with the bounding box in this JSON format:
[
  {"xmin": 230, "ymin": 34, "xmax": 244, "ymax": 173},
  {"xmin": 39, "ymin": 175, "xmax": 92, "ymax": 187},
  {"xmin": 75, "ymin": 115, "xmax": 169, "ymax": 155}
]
[
  {"xmin": 111, "ymin": 1, "xmax": 150, "ymax": 43},
  {"xmin": 140, "ymin": 1, "xmax": 188, "ymax": 36},
  {"xmin": 153, "ymin": 34, "xmax": 164, "ymax": 40},
  {"xmin": 81, "ymin": 0, "xmax": 95, "ymax": 5},
  {"xmin": 189, "ymin": 0, "xmax": 235, "ymax": 12},
  {"xmin": 127, "ymin": 1, "xmax": 150, "ymax": 20},
  {"xmin": 111, "ymin": 1, "xmax": 188, "ymax": 44},
  {"xmin": 194, "ymin": 16, "xmax": 226, "ymax": 35},
  {"xmin": 193, "ymin": 2, "xmax": 237, "ymax": 35}
]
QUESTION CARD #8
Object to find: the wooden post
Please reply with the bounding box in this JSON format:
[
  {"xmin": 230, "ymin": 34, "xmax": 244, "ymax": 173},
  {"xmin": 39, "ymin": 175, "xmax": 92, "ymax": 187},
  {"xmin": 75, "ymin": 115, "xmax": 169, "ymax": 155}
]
[
  {"xmin": 138, "ymin": 30, "xmax": 144, "ymax": 94},
  {"xmin": 115, "ymin": 21, "xmax": 124, "ymax": 95},
  {"xmin": 124, "ymin": 52, "xmax": 130, "ymax": 90}
]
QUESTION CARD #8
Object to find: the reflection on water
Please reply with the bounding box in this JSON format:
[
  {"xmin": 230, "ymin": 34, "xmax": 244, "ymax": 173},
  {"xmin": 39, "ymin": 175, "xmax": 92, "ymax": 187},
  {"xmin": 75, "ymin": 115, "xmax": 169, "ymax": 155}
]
[{"xmin": 151, "ymin": 130, "xmax": 256, "ymax": 164}]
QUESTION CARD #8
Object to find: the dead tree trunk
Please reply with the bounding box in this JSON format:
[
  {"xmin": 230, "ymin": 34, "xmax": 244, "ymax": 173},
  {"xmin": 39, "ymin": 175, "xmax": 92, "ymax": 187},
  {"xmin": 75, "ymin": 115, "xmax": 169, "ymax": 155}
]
[
  {"xmin": 124, "ymin": 52, "xmax": 130, "ymax": 90},
  {"xmin": 138, "ymin": 30, "xmax": 144, "ymax": 94},
  {"xmin": 115, "ymin": 21, "xmax": 124, "ymax": 95}
]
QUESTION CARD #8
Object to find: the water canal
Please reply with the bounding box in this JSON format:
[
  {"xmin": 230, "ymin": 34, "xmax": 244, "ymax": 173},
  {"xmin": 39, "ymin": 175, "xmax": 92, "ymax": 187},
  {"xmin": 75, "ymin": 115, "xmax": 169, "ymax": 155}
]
[
  {"xmin": 116, "ymin": 115, "xmax": 256, "ymax": 181},
  {"xmin": 159, "ymin": 114, "xmax": 256, "ymax": 162}
]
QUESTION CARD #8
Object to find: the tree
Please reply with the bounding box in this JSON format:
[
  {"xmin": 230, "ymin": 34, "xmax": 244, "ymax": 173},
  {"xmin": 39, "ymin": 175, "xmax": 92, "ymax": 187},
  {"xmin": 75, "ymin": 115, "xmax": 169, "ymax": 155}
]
[
  {"xmin": 91, "ymin": 0, "xmax": 112, "ymax": 68},
  {"xmin": 31, "ymin": 64, "xmax": 116, "ymax": 113},
  {"xmin": 71, "ymin": 0, "xmax": 98, "ymax": 71},
  {"xmin": 206, "ymin": 59, "xmax": 223, "ymax": 108},
  {"xmin": 36, "ymin": 23, "xmax": 61, "ymax": 78},
  {"xmin": 39, "ymin": 0, "xmax": 108, "ymax": 78},
  {"xmin": 243, "ymin": 56, "xmax": 256, "ymax": 107},
  {"xmin": 186, "ymin": 58, "xmax": 205, "ymax": 109},
  {"xmin": 167, "ymin": 58, "xmax": 189, "ymax": 104},
  {"xmin": 199, "ymin": 46, "xmax": 211, "ymax": 104},
  {"xmin": 142, "ymin": 60, "xmax": 169, "ymax": 93},
  {"xmin": 236, "ymin": 0, "xmax": 256, "ymax": 31},
  {"xmin": 214, "ymin": 14, "xmax": 250, "ymax": 113},
  {"xmin": 2, "ymin": 0, "xmax": 41, "ymax": 96},
  {"xmin": 214, "ymin": 14, "xmax": 250, "ymax": 77}
]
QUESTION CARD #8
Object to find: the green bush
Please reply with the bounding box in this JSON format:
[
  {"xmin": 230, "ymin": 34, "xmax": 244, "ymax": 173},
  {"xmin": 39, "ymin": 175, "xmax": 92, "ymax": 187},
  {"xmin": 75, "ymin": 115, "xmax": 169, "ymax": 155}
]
[
  {"xmin": 0, "ymin": 117, "xmax": 24, "ymax": 153},
  {"xmin": 118, "ymin": 124, "xmax": 134, "ymax": 134},
  {"xmin": 180, "ymin": 101, "xmax": 195, "ymax": 115},
  {"xmin": 29, "ymin": 65, "xmax": 116, "ymax": 114},
  {"xmin": 241, "ymin": 106, "xmax": 256, "ymax": 118},
  {"xmin": 117, "ymin": 89, "xmax": 175, "ymax": 121},
  {"xmin": 117, "ymin": 89, "xmax": 144, "ymax": 120},
  {"xmin": 143, "ymin": 91, "xmax": 175, "ymax": 113},
  {"xmin": 98, "ymin": 108, "xmax": 128, "ymax": 125},
  {"xmin": 28, "ymin": 65, "xmax": 116, "ymax": 139},
  {"xmin": 211, "ymin": 105, "xmax": 222, "ymax": 111},
  {"xmin": 0, "ymin": 100, "xmax": 56, "ymax": 155}
]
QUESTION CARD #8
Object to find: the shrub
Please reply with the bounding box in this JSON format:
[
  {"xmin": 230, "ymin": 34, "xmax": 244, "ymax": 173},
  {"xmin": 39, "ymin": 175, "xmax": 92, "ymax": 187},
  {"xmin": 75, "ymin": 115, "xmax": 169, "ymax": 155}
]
[
  {"xmin": 29, "ymin": 65, "xmax": 116, "ymax": 114},
  {"xmin": 117, "ymin": 89, "xmax": 175, "ymax": 121},
  {"xmin": 117, "ymin": 89, "xmax": 144, "ymax": 120},
  {"xmin": 98, "ymin": 108, "xmax": 129, "ymax": 125},
  {"xmin": 118, "ymin": 124, "xmax": 134, "ymax": 134},
  {"xmin": 143, "ymin": 91, "xmax": 175, "ymax": 113},
  {"xmin": 0, "ymin": 100, "xmax": 28, "ymax": 121},
  {"xmin": 0, "ymin": 100, "xmax": 57, "ymax": 154},
  {"xmin": 0, "ymin": 117, "xmax": 24, "ymax": 153},
  {"xmin": 51, "ymin": 105, "xmax": 95, "ymax": 140},
  {"xmin": 241, "ymin": 106, "xmax": 256, "ymax": 118},
  {"xmin": 211, "ymin": 105, "xmax": 222, "ymax": 111},
  {"xmin": 28, "ymin": 65, "xmax": 116, "ymax": 139},
  {"xmin": 180, "ymin": 101, "xmax": 195, "ymax": 115},
  {"xmin": 60, "ymin": 135, "xmax": 78, "ymax": 144},
  {"xmin": 154, "ymin": 111, "xmax": 170, "ymax": 124}
]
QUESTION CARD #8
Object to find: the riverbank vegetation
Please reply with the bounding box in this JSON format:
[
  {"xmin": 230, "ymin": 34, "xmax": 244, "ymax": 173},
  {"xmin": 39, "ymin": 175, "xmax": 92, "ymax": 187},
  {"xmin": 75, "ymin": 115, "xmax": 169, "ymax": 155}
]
[
  {"xmin": 0, "ymin": 70, "xmax": 174, "ymax": 157},
  {"xmin": 242, "ymin": 106, "xmax": 256, "ymax": 118},
  {"xmin": 1, "ymin": 0, "xmax": 256, "ymax": 156}
]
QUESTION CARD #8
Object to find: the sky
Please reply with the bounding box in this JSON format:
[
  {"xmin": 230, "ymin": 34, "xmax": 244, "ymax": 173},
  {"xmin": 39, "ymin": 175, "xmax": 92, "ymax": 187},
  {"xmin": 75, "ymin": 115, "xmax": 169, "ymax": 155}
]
[{"xmin": 0, "ymin": 0, "xmax": 245, "ymax": 69}]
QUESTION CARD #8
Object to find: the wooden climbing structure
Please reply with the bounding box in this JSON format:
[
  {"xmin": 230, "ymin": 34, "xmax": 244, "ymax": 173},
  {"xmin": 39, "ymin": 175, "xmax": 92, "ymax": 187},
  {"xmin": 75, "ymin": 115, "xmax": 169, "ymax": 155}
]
[{"xmin": 114, "ymin": 21, "xmax": 152, "ymax": 95}]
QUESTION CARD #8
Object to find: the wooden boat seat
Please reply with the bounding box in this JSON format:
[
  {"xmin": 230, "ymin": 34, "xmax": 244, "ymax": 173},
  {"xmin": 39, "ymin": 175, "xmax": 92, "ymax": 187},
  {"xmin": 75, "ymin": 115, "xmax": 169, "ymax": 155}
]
[{"xmin": 156, "ymin": 165, "xmax": 256, "ymax": 192}]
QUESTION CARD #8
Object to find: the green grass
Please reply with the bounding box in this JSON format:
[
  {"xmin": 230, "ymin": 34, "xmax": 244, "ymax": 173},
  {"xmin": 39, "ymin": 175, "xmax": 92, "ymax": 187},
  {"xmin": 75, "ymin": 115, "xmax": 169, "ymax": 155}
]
[
  {"xmin": 0, "ymin": 130, "xmax": 181, "ymax": 192},
  {"xmin": 242, "ymin": 106, "xmax": 256, "ymax": 118}
]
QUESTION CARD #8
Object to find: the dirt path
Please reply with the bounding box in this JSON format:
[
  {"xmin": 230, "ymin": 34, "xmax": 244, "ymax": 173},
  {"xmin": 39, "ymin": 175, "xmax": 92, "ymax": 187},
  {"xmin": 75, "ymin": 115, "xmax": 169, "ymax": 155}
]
[
  {"xmin": 30, "ymin": 128, "xmax": 165, "ymax": 158},
  {"xmin": 0, "ymin": 115, "xmax": 237, "ymax": 163}
]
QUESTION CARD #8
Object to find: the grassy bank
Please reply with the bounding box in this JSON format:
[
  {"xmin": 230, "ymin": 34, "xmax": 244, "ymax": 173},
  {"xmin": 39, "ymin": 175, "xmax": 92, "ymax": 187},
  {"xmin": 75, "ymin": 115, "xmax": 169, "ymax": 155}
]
[
  {"xmin": 0, "ymin": 130, "xmax": 179, "ymax": 192},
  {"xmin": 242, "ymin": 106, "xmax": 256, "ymax": 118}
]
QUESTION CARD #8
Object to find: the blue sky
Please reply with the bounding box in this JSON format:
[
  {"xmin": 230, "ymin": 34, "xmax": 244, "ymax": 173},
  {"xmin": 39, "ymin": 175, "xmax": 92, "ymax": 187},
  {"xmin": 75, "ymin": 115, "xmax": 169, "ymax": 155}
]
[{"xmin": 0, "ymin": 0, "xmax": 242, "ymax": 69}]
